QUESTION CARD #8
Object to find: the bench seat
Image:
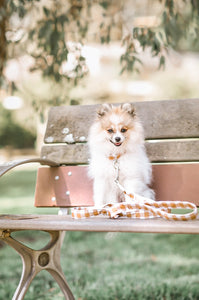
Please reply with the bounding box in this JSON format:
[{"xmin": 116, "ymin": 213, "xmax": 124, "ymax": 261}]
[{"xmin": 0, "ymin": 214, "xmax": 199, "ymax": 234}]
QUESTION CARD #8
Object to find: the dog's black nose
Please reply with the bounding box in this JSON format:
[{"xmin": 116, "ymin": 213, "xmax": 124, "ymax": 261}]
[{"xmin": 115, "ymin": 137, "xmax": 121, "ymax": 142}]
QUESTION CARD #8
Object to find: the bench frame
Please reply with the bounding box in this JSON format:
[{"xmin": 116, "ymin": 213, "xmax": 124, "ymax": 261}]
[
  {"xmin": 0, "ymin": 159, "xmax": 76, "ymax": 300},
  {"xmin": 0, "ymin": 229, "xmax": 74, "ymax": 300}
]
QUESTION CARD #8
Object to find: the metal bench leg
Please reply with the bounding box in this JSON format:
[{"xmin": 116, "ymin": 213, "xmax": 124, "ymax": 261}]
[
  {"xmin": 45, "ymin": 231, "xmax": 75, "ymax": 300},
  {"xmin": 0, "ymin": 230, "xmax": 75, "ymax": 300}
]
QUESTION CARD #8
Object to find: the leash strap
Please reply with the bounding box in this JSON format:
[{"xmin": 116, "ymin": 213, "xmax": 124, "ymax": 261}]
[
  {"xmin": 72, "ymin": 157, "xmax": 198, "ymax": 221},
  {"xmin": 71, "ymin": 200, "xmax": 198, "ymax": 220}
]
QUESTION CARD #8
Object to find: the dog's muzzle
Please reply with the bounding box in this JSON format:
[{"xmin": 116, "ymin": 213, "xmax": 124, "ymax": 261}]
[{"xmin": 110, "ymin": 138, "xmax": 122, "ymax": 147}]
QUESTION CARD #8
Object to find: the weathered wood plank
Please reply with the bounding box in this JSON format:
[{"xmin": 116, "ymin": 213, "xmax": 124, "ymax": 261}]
[
  {"xmin": 146, "ymin": 139, "xmax": 199, "ymax": 162},
  {"xmin": 41, "ymin": 143, "xmax": 89, "ymax": 164},
  {"xmin": 41, "ymin": 139, "xmax": 199, "ymax": 164},
  {"xmin": 0, "ymin": 214, "xmax": 199, "ymax": 234},
  {"xmin": 44, "ymin": 99, "xmax": 199, "ymax": 143}
]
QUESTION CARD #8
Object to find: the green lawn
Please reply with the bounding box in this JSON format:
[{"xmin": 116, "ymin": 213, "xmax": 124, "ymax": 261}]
[{"xmin": 0, "ymin": 169, "xmax": 199, "ymax": 299}]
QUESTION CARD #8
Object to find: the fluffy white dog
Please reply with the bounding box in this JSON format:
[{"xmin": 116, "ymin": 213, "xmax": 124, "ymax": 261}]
[{"xmin": 88, "ymin": 103, "xmax": 155, "ymax": 207}]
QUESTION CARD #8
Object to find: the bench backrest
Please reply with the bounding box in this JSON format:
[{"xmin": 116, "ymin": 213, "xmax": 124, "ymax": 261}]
[{"xmin": 35, "ymin": 99, "xmax": 199, "ymax": 207}]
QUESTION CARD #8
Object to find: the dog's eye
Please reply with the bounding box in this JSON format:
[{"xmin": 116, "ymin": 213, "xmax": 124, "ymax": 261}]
[
  {"xmin": 107, "ymin": 128, "xmax": 114, "ymax": 133},
  {"xmin": 121, "ymin": 128, "xmax": 127, "ymax": 133}
]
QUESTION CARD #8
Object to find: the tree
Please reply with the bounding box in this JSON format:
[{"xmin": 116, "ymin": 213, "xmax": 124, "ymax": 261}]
[
  {"xmin": 1, "ymin": 0, "xmax": 199, "ymax": 94},
  {"xmin": 0, "ymin": 0, "xmax": 6, "ymax": 85}
]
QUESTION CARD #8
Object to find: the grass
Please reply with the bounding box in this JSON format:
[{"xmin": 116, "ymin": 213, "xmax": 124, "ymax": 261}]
[{"xmin": 0, "ymin": 169, "xmax": 199, "ymax": 299}]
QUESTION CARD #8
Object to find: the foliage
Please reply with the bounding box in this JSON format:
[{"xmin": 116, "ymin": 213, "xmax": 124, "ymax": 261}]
[
  {"xmin": 2, "ymin": 0, "xmax": 199, "ymax": 81},
  {"xmin": 0, "ymin": 104, "xmax": 36, "ymax": 148},
  {"xmin": 1, "ymin": 0, "xmax": 199, "ymax": 117},
  {"xmin": 5, "ymin": 0, "xmax": 91, "ymax": 84},
  {"xmin": 121, "ymin": 0, "xmax": 199, "ymax": 73}
]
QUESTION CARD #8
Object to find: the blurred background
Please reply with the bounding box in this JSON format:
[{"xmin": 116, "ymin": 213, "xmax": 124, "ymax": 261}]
[{"xmin": 1, "ymin": 0, "xmax": 199, "ymax": 159}]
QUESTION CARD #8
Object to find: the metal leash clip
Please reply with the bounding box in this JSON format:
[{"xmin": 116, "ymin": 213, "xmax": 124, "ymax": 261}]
[{"xmin": 113, "ymin": 158, "xmax": 120, "ymax": 185}]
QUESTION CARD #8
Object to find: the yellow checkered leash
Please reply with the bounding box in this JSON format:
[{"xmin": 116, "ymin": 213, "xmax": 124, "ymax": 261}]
[{"xmin": 72, "ymin": 156, "xmax": 198, "ymax": 220}]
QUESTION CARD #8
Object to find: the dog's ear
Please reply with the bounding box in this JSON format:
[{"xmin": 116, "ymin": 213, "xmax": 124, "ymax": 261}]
[
  {"xmin": 97, "ymin": 103, "xmax": 113, "ymax": 118},
  {"xmin": 121, "ymin": 103, "xmax": 136, "ymax": 117}
]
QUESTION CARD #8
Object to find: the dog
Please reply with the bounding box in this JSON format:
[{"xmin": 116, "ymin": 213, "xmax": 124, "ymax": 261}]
[{"xmin": 88, "ymin": 103, "xmax": 155, "ymax": 207}]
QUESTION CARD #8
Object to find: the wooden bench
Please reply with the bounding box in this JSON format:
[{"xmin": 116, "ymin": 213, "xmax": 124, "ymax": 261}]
[{"xmin": 0, "ymin": 99, "xmax": 199, "ymax": 300}]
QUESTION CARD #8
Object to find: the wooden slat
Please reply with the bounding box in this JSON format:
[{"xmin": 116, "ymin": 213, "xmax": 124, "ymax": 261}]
[
  {"xmin": 152, "ymin": 163, "xmax": 199, "ymax": 206},
  {"xmin": 146, "ymin": 139, "xmax": 199, "ymax": 162},
  {"xmin": 44, "ymin": 99, "xmax": 199, "ymax": 143},
  {"xmin": 35, "ymin": 166, "xmax": 94, "ymax": 207},
  {"xmin": 34, "ymin": 164, "xmax": 199, "ymax": 207},
  {"xmin": 0, "ymin": 214, "xmax": 199, "ymax": 234},
  {"xmin": 41, "ymin": 144, "xmax": 89, "ymax": 164},
  {"xmin": 41, "ymin": 139, "xmax": 199, "ymax": 164}
]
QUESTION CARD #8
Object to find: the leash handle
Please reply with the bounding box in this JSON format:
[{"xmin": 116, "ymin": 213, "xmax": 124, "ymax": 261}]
[{"xmin": 71, "ymin": 201, "xmax": 198, "ymax": 220}]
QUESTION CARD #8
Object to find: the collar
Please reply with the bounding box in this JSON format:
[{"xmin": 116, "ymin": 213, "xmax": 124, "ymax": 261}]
[{"xmin": 108, "ymin": 154, "xmax": 121, "ymax": 161}]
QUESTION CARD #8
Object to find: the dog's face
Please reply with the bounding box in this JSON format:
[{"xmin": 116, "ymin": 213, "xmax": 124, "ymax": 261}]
[{"xmin": 97, "ymin": 103, "xmax": 136, "ymax": 147}]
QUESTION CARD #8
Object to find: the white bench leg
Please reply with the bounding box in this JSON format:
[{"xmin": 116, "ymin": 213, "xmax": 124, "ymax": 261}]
[{"xmin": 0, "ymin": 230, "xmax": 75, "ymax": 300}]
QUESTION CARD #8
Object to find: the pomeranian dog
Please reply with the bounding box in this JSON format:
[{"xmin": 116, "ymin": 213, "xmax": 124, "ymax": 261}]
[{"xmin": 88, "ymin": 103, "xmax": 155, "ymax": 207}]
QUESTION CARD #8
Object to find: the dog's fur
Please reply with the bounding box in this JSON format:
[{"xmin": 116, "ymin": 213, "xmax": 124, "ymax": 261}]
[{"xmin": 88, "ymin": 103, "xmax": 155, "ymax": 207}]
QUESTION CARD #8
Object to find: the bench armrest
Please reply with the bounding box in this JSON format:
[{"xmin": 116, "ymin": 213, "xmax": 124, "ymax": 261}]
[{"xmin": 0, "ymin": 158, "xmax": 59, "ymax": 177}]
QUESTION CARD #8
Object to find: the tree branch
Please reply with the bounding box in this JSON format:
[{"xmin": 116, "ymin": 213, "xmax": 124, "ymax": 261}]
[{"xmin": 0, "ymin": 0, "xmax": 6, "ymax": 81}]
